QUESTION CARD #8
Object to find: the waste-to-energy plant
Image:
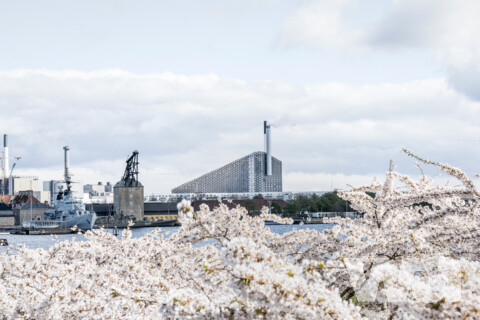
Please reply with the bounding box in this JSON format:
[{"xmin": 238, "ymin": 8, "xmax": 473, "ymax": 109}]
[{"xmin": 172, "ymin": 121, "xmax": 282, "ymax": 193}]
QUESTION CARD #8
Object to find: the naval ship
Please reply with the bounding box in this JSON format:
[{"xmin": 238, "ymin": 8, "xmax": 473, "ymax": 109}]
[{"xmin": 22, "ymin": 146, "xmax": 97, "ymax": 231}]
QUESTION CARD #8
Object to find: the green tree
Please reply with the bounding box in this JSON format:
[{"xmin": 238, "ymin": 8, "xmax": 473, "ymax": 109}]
[
  {"xmin": 284, "ymin": 200, "xmax": 300, "ymax": 216},
  {"xmin": 296, "ymin": 195, "xmax": 318, "ymax": 213},
  {"xmin": 285, "ymin": 192, "xmax": 352, "ymax": 214},
  {"xmin": 243, "ymin": 200, "xmax": 259, "ymax": 216},
  {"xmin": 270, "ymin": 202, "xmax": 283, "ymax": 215}
]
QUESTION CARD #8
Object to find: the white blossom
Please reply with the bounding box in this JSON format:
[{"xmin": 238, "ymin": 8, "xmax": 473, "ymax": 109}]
[{"xmin": 1, "ymin": 151, "xmax": 479, "ymax": 319}]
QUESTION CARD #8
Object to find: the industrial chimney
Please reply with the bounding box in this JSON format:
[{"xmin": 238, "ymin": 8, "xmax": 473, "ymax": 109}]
[
  {"xmin": 3, "ymin": 134, "xmax": 8, "ymax": 195},
  {"xmin": 264, "ymin": 121, "xmax": 272, "ymax": 176},
  {"xmin": 3, "ymin": 134, "xmax": 8, "ymax": 181}
]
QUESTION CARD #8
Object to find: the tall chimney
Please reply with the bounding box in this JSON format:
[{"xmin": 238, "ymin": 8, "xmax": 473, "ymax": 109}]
[
  {"xmin": 3, "ymin": 134, "xmax": 8, "ymax": 177},
  {"xmin": 264, "ymin": 121, "xmax": 272, "ymax": 176},
  {"xmin": 3, "ymin": 134, "xmax": 8, "ymax": 194},
  {"xmin": 63, "ymin": 146, "xmax": 71, "ymax": 184}
]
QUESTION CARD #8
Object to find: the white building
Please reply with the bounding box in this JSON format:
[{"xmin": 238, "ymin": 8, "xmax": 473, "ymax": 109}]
[
  {"xmin": 145, "ymin": 191, "xmax": 297, "ymax": 202},
  {"xmin": 33, "ymin": 191, "xmax": 51, "ymax": 204},
  {"xmin": 82, "ymin": 182, "xmax": 114, "ymax": 204},
  {"xmin": 11, "ymin": 176, "xmax": 39, "ymax": 194},
  {"xmin": 83, "ymin": 182, "xmax": 113, "ymax": 195},
  {"xmin": 43, "ymin": 179, "xmax": 83, "ymax": 204},
  {"xmin": 83, "ymin": 193, "xmax": 114, "ymax": 204}
]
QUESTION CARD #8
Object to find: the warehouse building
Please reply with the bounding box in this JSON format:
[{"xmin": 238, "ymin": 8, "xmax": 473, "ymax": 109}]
[{"xmin": 0, "ymin": 202, "xmax": 14, "ymax": 226}]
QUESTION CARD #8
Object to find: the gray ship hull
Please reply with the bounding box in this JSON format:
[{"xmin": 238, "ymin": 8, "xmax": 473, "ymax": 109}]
[
  {"xmin": 23, "ymin": 212, "xmax": 96, "ymax": 231},
  {"xmin": 94, "ymin": 217, "xmax": 177, "ymax": 229}
]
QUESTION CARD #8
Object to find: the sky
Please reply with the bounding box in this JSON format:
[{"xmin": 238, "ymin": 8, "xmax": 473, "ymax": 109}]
[{"xmin": 1, "ymin": 0, "xmax": 480, "ymax": 194}]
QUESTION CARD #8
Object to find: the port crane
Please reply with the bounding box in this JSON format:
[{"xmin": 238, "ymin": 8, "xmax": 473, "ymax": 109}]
[
  {"xmin": 1, "ymin": 156, "xmax": 21, "ymax": 196},
  {"xmin": 121, "ymin": 151, "xmax": 140, "ymax": 187}
]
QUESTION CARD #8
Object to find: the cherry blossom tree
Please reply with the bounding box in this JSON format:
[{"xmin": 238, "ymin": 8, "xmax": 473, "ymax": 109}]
[
  {"xmin": 1, "ymin": 150, "xmax": 479, "ymax": 319},
  {"xmin": 0, "ymin": 206, "xmax": 362, "ymax": 319}
]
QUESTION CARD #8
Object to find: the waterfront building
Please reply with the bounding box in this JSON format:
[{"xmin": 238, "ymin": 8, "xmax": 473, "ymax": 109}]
[
  {"xmin": 143, "ymin": 202, "xmax": 178, "ymax": 221},
  {"xmin": 83, "ymin": 182, "xmax": 113, "ymax": 195},
  {"xmin": 172, "ymin": 121, "xmax": 282, "ymax": 194},
  {"xmin": 83, "ymin": 182, "xmax": 114, "ymax": 204},
  {"xmin": 149, "ymin": 191, "xmax": 295, "ymax": 202},
  {"xmin": 32, "ymin": 191, "xmax": 50, "ymax": 204},
  {"xmin": 11, "ymin": 191, "xmax": 40, "ymax": 207},
  {"xmin": 11, "ymin": 176, "xmax": 39, "ymax": 194},
  {"xmin": 172, "ymin": 151, "xmax": 282, "ymax": 194},
  {"xmin": 83, "ymin": 193, "xmax": 114, "ymax": 204},
  {"xmin": 145, "ymin": 191, "xmax": 330, "ymax": 202},
  {"xmin": 13, "ymin": 203, "xmax": 50, "ymax": 225},
  {"xmin": 0, "ymin": 202, "xmax": 14, "ymax": 226}
]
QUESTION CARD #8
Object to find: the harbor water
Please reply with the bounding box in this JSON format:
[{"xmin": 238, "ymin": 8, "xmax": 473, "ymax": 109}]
[{"xmin": 0, "ymin": 224, "xmax": 334, "ymax": 253}]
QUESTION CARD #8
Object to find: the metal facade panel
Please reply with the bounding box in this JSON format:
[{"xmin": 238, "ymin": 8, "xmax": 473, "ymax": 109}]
[{"xmin": 172, "ymin": 152, "xmax": 282, "ymax": 193}]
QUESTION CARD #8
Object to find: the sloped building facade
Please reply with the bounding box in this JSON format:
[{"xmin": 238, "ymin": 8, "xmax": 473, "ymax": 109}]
[{"xmin": 172, "ymin": 151, "xmax": 282, "ymax": 194}]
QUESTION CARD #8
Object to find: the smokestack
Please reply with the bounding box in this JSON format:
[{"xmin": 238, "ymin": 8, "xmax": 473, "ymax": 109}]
[
  {"xmin": 63, "ymin": 146, "xmax": 71, "ymax": 184},
  {"xmin": 3, "ymin": 134, "xmax": 8, "ymax": 194},
  {"xmin": 264, "ymin": 121, "xmax": 272, "ymax": 176},
  {"xmin": 3, "ymin": 134, "xmax": 8, "ymax": 171}
]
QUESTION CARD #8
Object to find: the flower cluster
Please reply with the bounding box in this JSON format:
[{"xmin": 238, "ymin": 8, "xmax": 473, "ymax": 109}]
[
  {"xmin": 177, "ymin": 199, "xmax": 194, "ymax": 219},
  {"xmin": 370, "ymin": 257, "xmax": 480, "ymax": 319}
]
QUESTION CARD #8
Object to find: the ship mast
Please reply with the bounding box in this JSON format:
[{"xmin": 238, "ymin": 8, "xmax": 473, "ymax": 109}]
[{"xmin": 63, "ymin": 146, "xmax": 72, "ymax": 194}]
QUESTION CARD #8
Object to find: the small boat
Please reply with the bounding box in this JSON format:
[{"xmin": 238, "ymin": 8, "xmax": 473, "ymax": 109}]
[{"xmin": 0, "ymin": 238, "xmax": 8, "ymax": 246}]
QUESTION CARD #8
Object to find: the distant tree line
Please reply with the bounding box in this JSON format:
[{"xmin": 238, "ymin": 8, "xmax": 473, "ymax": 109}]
[
  {"xmin": 189, "ymin": 192, "xmax": 368, "ymax": 217},
  {"xmin": 282, "ymin": 192, "xmax": 355, "ymax": 216}
]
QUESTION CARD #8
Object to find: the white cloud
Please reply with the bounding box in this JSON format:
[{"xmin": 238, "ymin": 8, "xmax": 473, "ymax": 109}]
[
  {"xmin": 279, "ymin": 0, "xmax": 366, "ymax": 51},
  {"xmin": 369, "ymin": 0, "xmax": 480, "ymax": 100},
  {"xmin": 280, "ymin": 0, "xmax": 480, "ymax": 64},
  {"xmin": 0, "ymin": 69, "xmax": 479, "ymax": 194},
  {"xmin": 367, "ymin": 0, "xmax": 480, "ymax": 68},
  {"xmin": 279, "ymin": 0, "xmax": 480, "ymax": 100}
]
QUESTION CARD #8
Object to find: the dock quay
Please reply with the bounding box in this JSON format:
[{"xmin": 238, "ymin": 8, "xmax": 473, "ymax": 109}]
[
  {"xmin": 0, "ymin": 225, "xmax": 80, "ymax": 235},
  {"xmin": 0, "ymin": 225, "xmax": 22, "ymax": 233},
  {"xmin": 10, "ymin": 228, "xmax": 80, "ymax": 235}
]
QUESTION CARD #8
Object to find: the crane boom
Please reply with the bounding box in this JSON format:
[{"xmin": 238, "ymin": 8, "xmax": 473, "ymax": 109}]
[{"xmin": 9, "ymin": 162, "xmax": 16, "ymax": 178}]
